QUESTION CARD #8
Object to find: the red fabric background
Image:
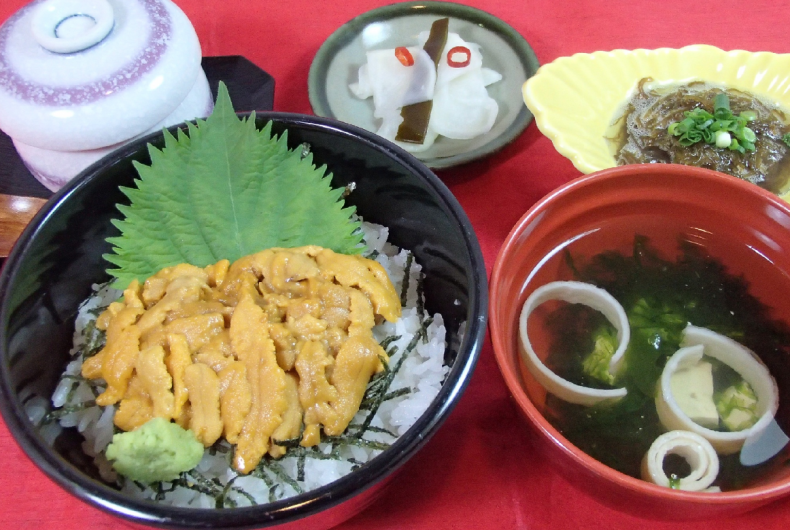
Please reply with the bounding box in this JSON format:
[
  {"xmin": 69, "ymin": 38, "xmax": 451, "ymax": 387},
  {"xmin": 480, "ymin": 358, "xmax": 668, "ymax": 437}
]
[{"xmin": 2, "ymin": 0, "xmax": 790, "ymax": 528}]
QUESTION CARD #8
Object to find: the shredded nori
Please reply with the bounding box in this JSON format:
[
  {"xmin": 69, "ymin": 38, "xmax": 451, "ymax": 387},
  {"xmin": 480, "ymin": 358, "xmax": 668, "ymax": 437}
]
[
  {"xmin": 354, "ymin": 322, "xmax": 428, "ymax": 437},
  {"xmin": 296, "ymin": 455, "xmax": 306, "ymax": 482},
  {"xmin": 44, "ymin": 400, "xmax": 97, "ymax": 422},
  {"xmin": 400, "ymin": 251, "xmax": 414, "ymax": 307},
  {"xmin": 260, "ymin": 460, "xmax": 304, "ymax": 496},
  {"xmin": 380, "ymin": 335, "xmax": 402, "ymax": 350},
  {"xmin": 416, "ymin": 274, "xmax": 426, "ymax": 322}
]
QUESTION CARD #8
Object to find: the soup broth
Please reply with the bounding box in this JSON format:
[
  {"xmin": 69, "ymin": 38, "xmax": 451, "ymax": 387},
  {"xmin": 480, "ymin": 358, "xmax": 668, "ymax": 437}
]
[{"xmin": 521, "ymin": 215, "xmax": 790, "ymax": 491}]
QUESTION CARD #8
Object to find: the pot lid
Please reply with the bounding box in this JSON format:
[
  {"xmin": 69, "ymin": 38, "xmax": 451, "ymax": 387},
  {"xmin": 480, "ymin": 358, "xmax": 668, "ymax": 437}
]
[{"xmin": 0, "ymin": 0, "xmax": 202, "ymax": 151}]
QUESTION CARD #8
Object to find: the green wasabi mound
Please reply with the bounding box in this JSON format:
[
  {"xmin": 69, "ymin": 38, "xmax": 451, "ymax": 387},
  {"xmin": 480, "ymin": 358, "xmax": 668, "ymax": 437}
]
[{"xmin": 105, "ymin": 417, "xmax": 204, "ymax": 483}]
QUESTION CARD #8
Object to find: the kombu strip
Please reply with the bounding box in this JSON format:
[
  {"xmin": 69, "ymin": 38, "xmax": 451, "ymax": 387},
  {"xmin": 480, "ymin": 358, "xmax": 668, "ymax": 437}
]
[{"xmin": 395, "ymin": 17, "xmax": 449, "ymax": 143}]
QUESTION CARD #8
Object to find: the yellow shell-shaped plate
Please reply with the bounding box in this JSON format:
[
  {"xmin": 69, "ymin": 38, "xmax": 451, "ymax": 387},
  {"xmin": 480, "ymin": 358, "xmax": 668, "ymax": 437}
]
[{"xmin": 522, "ymin": 45, "xmax": 790, "ymax": 174}]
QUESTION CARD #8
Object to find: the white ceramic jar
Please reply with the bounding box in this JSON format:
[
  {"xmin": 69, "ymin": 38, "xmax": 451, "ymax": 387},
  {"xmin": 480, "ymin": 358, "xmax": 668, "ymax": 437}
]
[{"xmin": 0, "ymin": 0, "xmax": 214, "ymax": 191}]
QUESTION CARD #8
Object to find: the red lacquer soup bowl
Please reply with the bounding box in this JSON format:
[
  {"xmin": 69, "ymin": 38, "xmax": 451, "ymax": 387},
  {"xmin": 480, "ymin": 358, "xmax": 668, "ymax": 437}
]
[{"xmin": 489, "ymin": 164, "xmax": 790, "ymax": 520}]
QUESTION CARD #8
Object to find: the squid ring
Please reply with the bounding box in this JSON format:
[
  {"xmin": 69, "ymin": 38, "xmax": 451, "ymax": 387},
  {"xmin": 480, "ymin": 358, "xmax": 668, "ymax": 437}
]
[
  {"xmin": 641, "ymin": 430, "xmax": 719, "ymax": 491},
  {"xmin": 519, "ymin": 281, "xmax": 628, "ymax": 406},
  {"xmin": 656, "ymin": 325, "xmax": 779, "ymax": 455}
]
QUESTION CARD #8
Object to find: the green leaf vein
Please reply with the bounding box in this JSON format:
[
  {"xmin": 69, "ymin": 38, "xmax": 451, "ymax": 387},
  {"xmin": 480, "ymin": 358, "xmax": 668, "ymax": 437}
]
[{"xmin": 104, "ymin": 83, "xmax": 362, "ymax": 289}]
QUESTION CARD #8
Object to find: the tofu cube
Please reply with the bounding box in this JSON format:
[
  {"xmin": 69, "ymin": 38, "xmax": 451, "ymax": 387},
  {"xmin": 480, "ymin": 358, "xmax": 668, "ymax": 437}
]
[{"xmin": 670, "ymin": 361, "xmax": 719, "ymax": 428}]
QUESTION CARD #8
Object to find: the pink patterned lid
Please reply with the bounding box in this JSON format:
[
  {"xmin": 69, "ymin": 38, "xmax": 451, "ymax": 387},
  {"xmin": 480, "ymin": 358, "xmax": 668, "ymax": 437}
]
[{"xmin": 0, "ymin": 0, "xmax": 203, "ymax": 151}]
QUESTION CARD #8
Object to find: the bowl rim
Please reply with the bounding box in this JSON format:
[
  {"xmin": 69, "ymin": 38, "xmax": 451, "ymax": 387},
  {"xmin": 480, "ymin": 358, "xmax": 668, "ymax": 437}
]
[
  {"xmin": 0, "ymin": 111, "xmax": 488, "ymax": 528},
  {"xmin": 489, "ymin": 163, "xmax": 790, "ymax": 505}
]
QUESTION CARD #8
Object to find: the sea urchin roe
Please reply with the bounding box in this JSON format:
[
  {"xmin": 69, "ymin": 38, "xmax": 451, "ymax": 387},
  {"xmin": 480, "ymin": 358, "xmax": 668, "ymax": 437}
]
[
  {"xmin": 614, "ymin": 79, "xmax": 790, "ymax": 193},
  {"xmin": 82, "ymin": 246, "xmax": 402, "ymax": 475}
]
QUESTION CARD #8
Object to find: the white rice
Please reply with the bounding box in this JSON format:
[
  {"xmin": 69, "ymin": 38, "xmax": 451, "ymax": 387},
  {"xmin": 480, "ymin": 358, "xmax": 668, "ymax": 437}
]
[{"xmin": 38, "ymin": 221, "xmax": 449, "ymax": 507}]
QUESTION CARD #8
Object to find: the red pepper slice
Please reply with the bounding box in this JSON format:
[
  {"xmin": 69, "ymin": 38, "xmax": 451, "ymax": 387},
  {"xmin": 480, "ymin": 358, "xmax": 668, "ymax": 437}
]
[
  {"xmin": 395, "ymin": 46, "xmax": 414, "ymax": 67},
  {"xmin": 446, "ymin": 46, "xmax": 471, "ymax": 68}
]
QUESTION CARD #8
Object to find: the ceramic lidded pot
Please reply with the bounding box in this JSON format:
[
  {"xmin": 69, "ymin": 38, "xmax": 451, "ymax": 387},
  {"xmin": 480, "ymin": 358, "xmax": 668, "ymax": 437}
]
[{"xmin": 0, "ymin": 0, "xmax": 213, "ymax": 191}]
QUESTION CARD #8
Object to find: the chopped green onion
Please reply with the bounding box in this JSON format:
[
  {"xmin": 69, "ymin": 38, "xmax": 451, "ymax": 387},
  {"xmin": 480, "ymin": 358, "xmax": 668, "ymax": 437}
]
[
  {"xmin": 714, "ymin": 93, "xmax": 730, "ymax": 110},
  {"xmin": 783, "ymin": 133, "xmax": 790, "ymax": 147},
  {"xmin": 718, "ymin": 120, "xmax": 735, "ymax": 131},
  {"xmin": 679, "ymin": 117, "xmax": 696, "ymax": 132},
  {"xmin": 714, "ymin": 130, "xmax": 732, "ymax": 148},
  {"xmin": 668, "ymin": 93, "xmax": 761, "ymax": 154},
  {"xmin": 714, "ymin": 93, "xmax": 730, "ymax": 117}
]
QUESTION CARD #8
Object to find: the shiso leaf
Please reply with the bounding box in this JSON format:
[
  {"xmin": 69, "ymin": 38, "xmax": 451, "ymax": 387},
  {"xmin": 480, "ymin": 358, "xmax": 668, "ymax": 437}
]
[{"xmin": 104, "ymin": 82, "xmax": 362, "ymax": 289}]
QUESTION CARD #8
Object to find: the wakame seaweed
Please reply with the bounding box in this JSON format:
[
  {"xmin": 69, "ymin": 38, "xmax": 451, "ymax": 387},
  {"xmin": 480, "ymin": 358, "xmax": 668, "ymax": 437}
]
[{"xmin": 543, "ymin": 235, "xmax": 790, "ymax": 490}]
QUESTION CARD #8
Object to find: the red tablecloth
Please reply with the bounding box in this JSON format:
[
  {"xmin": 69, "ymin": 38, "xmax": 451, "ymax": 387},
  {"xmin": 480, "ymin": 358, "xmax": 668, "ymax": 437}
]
[{"xmin": 3, "ymin": 1, "xmax": 790, "ymax": 528}]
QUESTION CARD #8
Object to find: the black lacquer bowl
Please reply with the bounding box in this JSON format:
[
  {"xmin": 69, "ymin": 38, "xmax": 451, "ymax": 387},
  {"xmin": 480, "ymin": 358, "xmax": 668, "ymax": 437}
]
[{"xmin": 0, "ymin": 113, "xmax": 487, "ymax": 529}]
